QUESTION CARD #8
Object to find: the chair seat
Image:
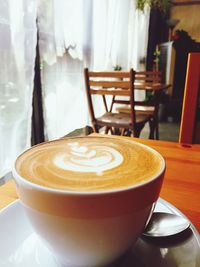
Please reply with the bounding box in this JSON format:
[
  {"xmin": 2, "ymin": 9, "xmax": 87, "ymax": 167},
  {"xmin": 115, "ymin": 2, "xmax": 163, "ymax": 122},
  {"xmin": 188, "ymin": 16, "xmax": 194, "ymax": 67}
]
[
  {"xmin": 135, "ymin": 105, "xmax": 155, "ymax": 112},
  {"xmin": 96, "ymin": 112, "xmax": 151, "ymax": 127}
]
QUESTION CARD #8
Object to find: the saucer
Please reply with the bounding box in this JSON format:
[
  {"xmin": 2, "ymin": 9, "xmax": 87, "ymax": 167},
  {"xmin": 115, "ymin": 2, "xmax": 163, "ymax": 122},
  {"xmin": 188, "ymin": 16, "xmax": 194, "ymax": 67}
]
[{"xmin": 0, "ymin": 198, "xmax": 199, "ymax": 267}]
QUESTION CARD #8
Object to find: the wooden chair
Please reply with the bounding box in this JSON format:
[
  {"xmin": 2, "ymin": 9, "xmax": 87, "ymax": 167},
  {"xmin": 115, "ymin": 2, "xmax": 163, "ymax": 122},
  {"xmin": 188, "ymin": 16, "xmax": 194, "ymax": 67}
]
[
  {"xmin": 179, "ymin": 53, "xmax": 200, "ymax": 144},
  {"xmin": 113, "ymin": 71, "xmax": 163, "ymax": 139},
  {"xmin": 135, "ymin": 71, "xmax": 163, "ymax": 140},
  {"xmin": 84, "ymin": 68, "xmax": 154, "ymax": 137}
]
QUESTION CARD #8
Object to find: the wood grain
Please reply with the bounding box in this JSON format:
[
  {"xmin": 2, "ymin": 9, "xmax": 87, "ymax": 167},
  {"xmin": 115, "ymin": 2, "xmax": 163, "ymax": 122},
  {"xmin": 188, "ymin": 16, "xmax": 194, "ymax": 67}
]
[
  {"xmin": 90, "ymin": 88, "xmax": 130, "ymax": 96},
  {"xmin": 179, "ymin": 53, "xmax": 200, "ymax": 144},
  {"xmin": 89, "ymin": 80, "xmax": 130, "ymax": 89}
]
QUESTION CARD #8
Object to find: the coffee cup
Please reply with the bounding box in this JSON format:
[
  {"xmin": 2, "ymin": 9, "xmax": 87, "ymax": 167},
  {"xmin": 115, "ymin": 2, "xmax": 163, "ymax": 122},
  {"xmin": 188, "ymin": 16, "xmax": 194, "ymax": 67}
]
[{"xmin": 12, "ymin": 136, "xmax": 165, "ymax": 267}]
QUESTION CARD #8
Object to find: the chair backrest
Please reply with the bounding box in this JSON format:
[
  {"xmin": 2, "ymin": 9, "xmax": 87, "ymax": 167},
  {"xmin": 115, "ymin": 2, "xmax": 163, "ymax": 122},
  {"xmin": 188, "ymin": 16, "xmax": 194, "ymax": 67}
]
[
  {"xmin": 134, "ymin": 71, "xmax": 162, "ymax": 108},
  {"xmin": 179, "ymin": 53, "xmax": 200, "ymax": 144},
  {"xmin": 84, "ymin": 68, "xmax": 136, "ymax": 125},
  {"xmin": 135, "ymin": 71, "xmax": 162, "ymax": 85}
]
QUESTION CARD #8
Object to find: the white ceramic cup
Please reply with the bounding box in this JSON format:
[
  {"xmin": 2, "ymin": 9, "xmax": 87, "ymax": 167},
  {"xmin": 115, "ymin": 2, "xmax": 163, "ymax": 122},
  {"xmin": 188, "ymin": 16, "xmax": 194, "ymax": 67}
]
[{"xmin": 12, "ymin": 138, "xmax": 165, "ymax": 267}]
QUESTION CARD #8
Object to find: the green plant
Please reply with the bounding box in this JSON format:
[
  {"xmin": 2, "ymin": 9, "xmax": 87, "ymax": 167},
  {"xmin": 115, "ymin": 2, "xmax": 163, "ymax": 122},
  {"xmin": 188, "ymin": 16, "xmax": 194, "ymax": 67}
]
[
  {"xmin": 136, "ymin": 0, "xmax": 171, "ymax": 12},
  {"xmin": 113, "ymin": 65, "xmax": 122, "ymax": 71},
  {"xmin": 153, "ymin": 48, "xmax": 161, "ymax": 64}
]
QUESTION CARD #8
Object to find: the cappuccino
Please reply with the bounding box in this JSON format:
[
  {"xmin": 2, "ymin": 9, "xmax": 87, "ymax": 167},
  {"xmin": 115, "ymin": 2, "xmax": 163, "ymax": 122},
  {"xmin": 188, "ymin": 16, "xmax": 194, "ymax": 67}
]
[
  {"xmin": 13, "ymin": 136, "xmax": 165, "ymax": 267},
  {"xmin": 16, "ymin": 136, "xmax": 163, "ymax": 192}
]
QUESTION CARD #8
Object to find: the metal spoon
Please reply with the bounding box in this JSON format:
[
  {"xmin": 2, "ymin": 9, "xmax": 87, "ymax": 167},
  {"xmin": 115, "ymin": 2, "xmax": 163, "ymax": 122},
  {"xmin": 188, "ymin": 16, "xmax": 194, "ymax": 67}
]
[{"xmin": 143, "ymin": 212, "xmax": 190, "ymax": 237}]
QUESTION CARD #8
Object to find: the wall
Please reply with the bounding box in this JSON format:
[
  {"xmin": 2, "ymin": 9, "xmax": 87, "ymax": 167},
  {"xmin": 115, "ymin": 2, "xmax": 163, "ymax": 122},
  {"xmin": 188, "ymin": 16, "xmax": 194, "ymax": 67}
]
[{"xmin": 170, "ymin": 2, "xmax": 200, "ymax": 42}]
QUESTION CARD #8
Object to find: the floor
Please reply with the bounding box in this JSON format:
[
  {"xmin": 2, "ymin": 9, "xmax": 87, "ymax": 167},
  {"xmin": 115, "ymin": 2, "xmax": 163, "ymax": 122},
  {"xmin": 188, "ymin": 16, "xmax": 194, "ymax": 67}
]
[
  {"xmin": 140, "ymin": 121, "xmax": 180, "ymax": 142},
  {"xmin": 67, "ymin": 121, "xmax": 180, "ymax": 143}
]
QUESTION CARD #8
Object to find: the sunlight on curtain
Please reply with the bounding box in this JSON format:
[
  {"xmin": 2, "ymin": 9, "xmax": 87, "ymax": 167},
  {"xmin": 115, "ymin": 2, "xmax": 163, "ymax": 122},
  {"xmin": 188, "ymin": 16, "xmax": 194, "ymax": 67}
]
[
  {"xmin": 92, "ymin": 0, "xmax": 131, "ymax": 70},
  {"xmin": 37, "ymin": 0, "xmax": 90, "ymax": 140},
  {"xmin": 0, "ymin": 0, "xmax": 37, "ymax": 177},
  {"xmin": 128, "ymin": 1, "xmax": 150, "ymax": 70},
  {"xmin": 129, "ymin": 1, "xmax": 150, "ymax": 101},
  {"xmin": 41, "ymin": 54, "xmax": 88, "ymax": 140},
  {"xmin": 38, "ymin": 0, "xmax": 150, "ymax": 140}
]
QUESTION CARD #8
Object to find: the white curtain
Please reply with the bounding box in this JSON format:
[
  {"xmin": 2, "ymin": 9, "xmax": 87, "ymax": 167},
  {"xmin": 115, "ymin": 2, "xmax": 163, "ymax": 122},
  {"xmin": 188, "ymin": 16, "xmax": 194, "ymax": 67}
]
[
  {"xmin": 38, "ymin": 0, "xmax": 150, "ymax": 140},
  {"xmin": 0, "ymin": 0, "xmax": 37, "ymax": 178},
  {"xmin": 128, "ymin": 1, "xmax": 150, "ymax": 70},
  {"xmin": 0, "ymin": 0, "xmax": 150, "ymax": 177},
  {"xmin": 37, "ymin": 0, "xmax": 90, "ymax": 140},
  {"xmin": 129, "ymin": 1, "xmax": 150, "ymax": 101}
]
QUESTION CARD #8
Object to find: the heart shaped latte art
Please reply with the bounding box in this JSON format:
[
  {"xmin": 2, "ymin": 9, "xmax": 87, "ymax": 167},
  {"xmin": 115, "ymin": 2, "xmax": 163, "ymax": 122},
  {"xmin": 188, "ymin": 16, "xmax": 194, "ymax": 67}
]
[{"xmin": 53, "ymin": 142, "xmax": 123, "ymax": 174}]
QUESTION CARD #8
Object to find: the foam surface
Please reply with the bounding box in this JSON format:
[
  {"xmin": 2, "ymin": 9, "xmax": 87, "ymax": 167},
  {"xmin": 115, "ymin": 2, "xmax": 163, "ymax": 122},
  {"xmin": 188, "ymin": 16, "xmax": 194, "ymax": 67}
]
[{"xmin": 16, "ymin": 137, "xmax": 163, "ymax": 191}]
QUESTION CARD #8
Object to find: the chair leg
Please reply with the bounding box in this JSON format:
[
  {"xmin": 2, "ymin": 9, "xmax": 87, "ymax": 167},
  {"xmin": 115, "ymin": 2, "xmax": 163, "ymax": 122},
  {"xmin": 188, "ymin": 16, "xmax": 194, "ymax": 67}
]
[
  {"xmin": 110, "ymin": 128, "xmax": 114, "ymax": 135},
  {"xmin": 133, "ymin": 130, "xmax": 140, "ymax": 138},
  {"xmin": 92, "ymin": 123, "xmax": 99, "ymax": 133},
  {"xmin": 123, "ymin": 129, "xmax": 131, "ymax": 136},
  {"xmin": 133, "ymin": 124, "xmax": 145, "ymax": 138},
  {"xmin": 121, "ymin": 128, "xmax": 125, "ymax": 136},
  {"xmin": 105, "ymin": 126, "xmax": 109, "ymax": 134},
  {"xmin": 150, "ymin": 116, "xmax": 159, "ymax": 140},
  {"xmin": 149, "ymin": 119, "xmax": 155, "ymax": 139},
  {"xmin": 113, "ymin": 128, "xmax": 121, "ymax": 135},
  {"xmin": 155, "ymin": 120, "xmax": 159, "ymax": 140},
  {"xmin": 154, "ymin": 112, "xmax": 159, "ymax": 140},
  {"xmin": 105, "ymin": 127, "xmax": 114, "ymax": 135}
]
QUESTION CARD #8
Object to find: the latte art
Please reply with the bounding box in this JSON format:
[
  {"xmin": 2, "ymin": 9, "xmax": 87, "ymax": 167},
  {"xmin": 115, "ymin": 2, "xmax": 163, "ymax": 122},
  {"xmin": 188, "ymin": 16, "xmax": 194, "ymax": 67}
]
[
  {"xmin": 54, "ymin": 142, "xmax": 123, "ymax": 174},
  {"xmin": 16, "ymin": 137, "xmax": 164, "ymax": 192}
]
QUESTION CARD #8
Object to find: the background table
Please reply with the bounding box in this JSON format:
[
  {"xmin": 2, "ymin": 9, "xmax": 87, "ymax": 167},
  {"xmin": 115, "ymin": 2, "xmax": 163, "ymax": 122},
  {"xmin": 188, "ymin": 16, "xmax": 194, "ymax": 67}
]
[{"xmin": 0, "ymin": 136, "xmax": 199, "ymax": 232}]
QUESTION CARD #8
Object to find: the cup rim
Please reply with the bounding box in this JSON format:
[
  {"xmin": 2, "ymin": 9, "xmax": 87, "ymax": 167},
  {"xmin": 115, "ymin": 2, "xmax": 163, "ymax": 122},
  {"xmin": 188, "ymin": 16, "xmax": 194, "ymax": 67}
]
[{"xmin": 12, "ymin": 136, "xmax": 166, "ymax": 196}]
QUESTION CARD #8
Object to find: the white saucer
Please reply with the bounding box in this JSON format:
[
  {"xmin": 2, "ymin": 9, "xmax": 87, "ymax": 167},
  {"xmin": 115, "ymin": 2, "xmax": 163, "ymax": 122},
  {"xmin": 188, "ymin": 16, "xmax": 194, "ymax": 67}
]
[{"xmin": 0, "ymin": 198, "xmax": 199, "ymax": 267}]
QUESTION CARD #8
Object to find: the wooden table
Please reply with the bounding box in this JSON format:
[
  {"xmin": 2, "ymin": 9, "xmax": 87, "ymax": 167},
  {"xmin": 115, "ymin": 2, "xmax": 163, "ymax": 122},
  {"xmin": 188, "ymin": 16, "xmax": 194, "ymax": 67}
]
[
  {"xmin": 0, "ymin": 136, "xmax": 200, "ymax": 232},
  {"xmin": 134, "ymin": 82, "xmax": 170, "ymax": 92}
]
